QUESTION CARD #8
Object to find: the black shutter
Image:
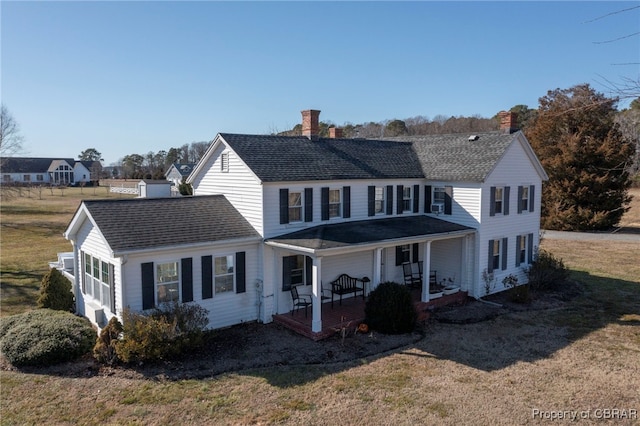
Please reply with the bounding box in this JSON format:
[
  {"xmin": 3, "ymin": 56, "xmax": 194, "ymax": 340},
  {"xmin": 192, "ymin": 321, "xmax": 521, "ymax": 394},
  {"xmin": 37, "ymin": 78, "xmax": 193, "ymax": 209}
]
[
  {"xmin": 181, "ymin": 258, "xmax": 193, "ymax": 302},
  {"xmin": 305, "ymin": 256, "xmax": 312, "ymax": 286},
  {"xmin": 424, "ymin": 185, "xmax": 432, "ymax": 213},
  {"xmin": 395, "ymin": 246, "xmax": 403, "ymax": 266},
  {"xmin": 109, "ymin": 263, "xmax": 116, "ymax": 313},
  {"xmin": 141, "ymin": 262, "xmax": 155, "ymax": 310},
  {"xmin": 487, "ymin": 240, "xmax": 494, "ymax": 273},
  {"xmin": 515, "ymin": 235, "xmax": 522, "ymax": 266},
  {"xmin": 202, "ymin": 255, "xmax": 213, "ymax": 299},
  {"xmin": 413, "ymin": 184, "xmax": 419, "ymax": 213},
  {"xmin": 412, "ymin": 243, "xmax": 419, "ymax": 264},
  {"xmin": 386, "ymin": 185, "xmax": 393, "ymax": 215},
  {"xmin": 367, "ymin": 186, "xmax": 375, "ymax": 217},
  {"xmin": 529, "ymin": 185, "xmax": 535, "ymax": 213},
  {"xmin": 504, "ymin": 187, "xmax": 510, "ymax": 216},
  {"xmin": 501, "ymin": 237, "xmax": 508, "ymax": 270},
  {"xmin": 304, "ymin": 188, "xmax": 313, "ymax": 222},
  {"xmin": 489, "ymin": 187, "xmax": 496, "ymax": 217},
  {"xmin": 279, "ymin": 188, "xmax": 289, "ymax": 224},
  {"xmin": 396, "ymin": 185, "xmax": 403, "ymax": 214},
  {"xmin": 343, "ymin": 186, "xmax": 351, "ymax": 218},
  {"xmin": 236, "ymin": 252, "xmax": 246, "ymax": 293},
  {"xmin": 282, "ymin": 256, "xmax": 292, "ymax": 291},
  {"xmin": 321, "ymin": 187, "xmax": 329, "ymax": 220},
  {"xmin": 517, "ymin": 186, "xmax": 523, "ymax": 214},
  {"xmin": 444, "ymin": 186, "xmax": 453, "ymax": 215},
  {"xmin": 528, "ymin": 233, "xmax": 534, "ymax": 263}
]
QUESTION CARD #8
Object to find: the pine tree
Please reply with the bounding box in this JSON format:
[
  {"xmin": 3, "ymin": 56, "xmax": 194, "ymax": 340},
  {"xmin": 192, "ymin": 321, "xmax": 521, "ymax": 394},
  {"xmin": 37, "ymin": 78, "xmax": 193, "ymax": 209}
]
[
  {"xmin": 525, "ymin": 84, "xmax": 635, "ymax": 230},
  {"xmin": 37, "ymin": 268, "xmax": 74, "ymax": 311}
]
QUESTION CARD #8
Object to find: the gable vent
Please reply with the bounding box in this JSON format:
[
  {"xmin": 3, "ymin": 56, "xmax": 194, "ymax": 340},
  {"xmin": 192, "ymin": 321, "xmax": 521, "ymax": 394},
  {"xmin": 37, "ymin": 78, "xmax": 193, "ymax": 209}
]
[{"xmin": 468, "ymin": 135, "xmax": 479, "ymax": 141}]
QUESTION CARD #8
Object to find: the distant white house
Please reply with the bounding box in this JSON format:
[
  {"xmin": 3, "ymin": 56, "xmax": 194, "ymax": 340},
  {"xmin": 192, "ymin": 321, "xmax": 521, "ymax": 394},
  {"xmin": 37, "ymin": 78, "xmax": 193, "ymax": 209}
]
[
  {"xmin": 165, "ymin": 163, "xmax": 196, "ymax": 187},
  {"xmin": 60, "ymin": 109, "xmax": 548, "ymax": 339},
  {"xmin": 0, "ymin": 157, "xmax": 100, "ymax": 186}
]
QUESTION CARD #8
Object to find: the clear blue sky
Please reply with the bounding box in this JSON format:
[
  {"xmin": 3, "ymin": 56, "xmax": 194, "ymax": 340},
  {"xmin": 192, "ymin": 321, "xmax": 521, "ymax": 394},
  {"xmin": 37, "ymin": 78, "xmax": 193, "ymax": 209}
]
[{"xmin": 2, "ymin": 1, "xmax": 638, "ymax": 165}]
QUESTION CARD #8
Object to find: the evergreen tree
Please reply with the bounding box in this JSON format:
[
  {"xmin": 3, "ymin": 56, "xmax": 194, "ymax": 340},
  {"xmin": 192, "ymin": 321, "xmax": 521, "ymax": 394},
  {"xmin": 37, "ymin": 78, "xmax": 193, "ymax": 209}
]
[
  {"xmin": 37, "ymin": 268, "xmax": 74, "ymax": 312},
  {"xmin": 525, "ymin": 84, "xmax": 635, "ymax": 230}
]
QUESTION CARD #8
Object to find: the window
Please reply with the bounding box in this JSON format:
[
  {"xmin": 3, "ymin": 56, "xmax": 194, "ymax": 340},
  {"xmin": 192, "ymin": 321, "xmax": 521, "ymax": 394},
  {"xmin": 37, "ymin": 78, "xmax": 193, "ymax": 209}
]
[
  {"xmin": 82, "ymin": 253, "xmax": 113, "ymax": 310},
  {"xmin": 329, "ymin": 189, "xmax": 341, "ymax": 218},
  {"xmin": 36, "ymin": 174, "xmax": 44, "ymax": 181},
  {"xmin": 491, "ymin": 240, "xmax": 501, "ymax": 271},
  {"xmin": 518, "ymin": 235, "xmax": 527, "ymax": 265},
  {"xmin": 214, "ymin": 255, "xmax": 234, "ymax": 294},
  {"xmin": 221, "ymin": 152, "xmax": 229, "ymax": 172},
  {"xmin": 399, "ymin": 244, "xmax": 411, "ymax": 264},
  {"xmin": 375, "ymin": 187, "xmax": 385, "ymax": 214},
  {"xmin": 283, "ymin": 255, "xmax": 309, "ymax": 291},
  {"xmin": 433, "ymin": 187, "xmax": 445, "ymax": 205},
  {"xmin": 288, "ymin": 192, "xmax": 302, "ymax": 222},
  {"xmin": 402, "ymin": 186, "xmax": 412, "ymax": 212},
  {"xmin": 2, "ymin": 175, "xmax": 10, "ymax": 182},
  {"xmin": 23, "ymin": 175, "xmax": 31, "ymax": 182},
  {"xmin": 520, "ymin": 186, "xmax": 529, "ymax": 212},
  {"xmin": 494, "ymin": 187, "xmax": 504, "ymax": 214},
  {"xmin": 156, "ymin": 261, "xmax": 179, "ymax": 304}
]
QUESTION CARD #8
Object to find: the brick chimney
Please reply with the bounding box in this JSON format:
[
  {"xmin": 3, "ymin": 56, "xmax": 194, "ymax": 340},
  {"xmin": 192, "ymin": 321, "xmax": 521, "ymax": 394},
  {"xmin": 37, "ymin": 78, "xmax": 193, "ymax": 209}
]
[
  {"xmin": 329, "ymin": 127, "xmax": 343, "ymax": 139},
  {"xmin": 301, "ymin": 109, "xmax": 321, "ymax": 140},
  {"xmin": 498, "ymin": 111, "xmax": 518, "ymax": 134}
]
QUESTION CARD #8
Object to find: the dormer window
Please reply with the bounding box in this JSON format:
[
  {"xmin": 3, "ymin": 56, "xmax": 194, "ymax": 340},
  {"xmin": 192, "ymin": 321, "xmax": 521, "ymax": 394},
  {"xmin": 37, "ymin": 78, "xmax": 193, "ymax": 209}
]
[{"xmin": 221, "ymin": 153, "xmax": 229, "ymax": 173}]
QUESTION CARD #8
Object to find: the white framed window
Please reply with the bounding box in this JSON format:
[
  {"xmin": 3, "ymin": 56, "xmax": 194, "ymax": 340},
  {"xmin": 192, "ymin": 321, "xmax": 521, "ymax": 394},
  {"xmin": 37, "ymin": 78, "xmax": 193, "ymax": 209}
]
[
  {"xmin": 82, "ymin": 253, "xmax": 113, "ymax": 310},
  {"xmin": 288, "ymin": 192, "xmax": 302, "ymax": 222},
  {"xmin": 399, "ymin": 244, "xmax": 411, "ymax": 264},
  {"xmin": 520, "ymin": 186, "xmax": 529, "ymax": 212},
  {"xmin": 402, "ymin": 186, "xmax": 412, "ymax": 212},
  {"xmin": 156, "ymin": 261, "xmax": 179, "ymax": 304},
  {"xmin": 374, "ymin": 187, "xmax": 385, "ymax": 214},
  {"xmin": 214, "ymin": 255, "xmax": 235, "ymax": 294},
  {"xmin": 329, "ymin": 189, "xmax": 341, "ymax": 218},
  {"xmin": 433, "ymin": 187, "xmax": 445, "ymax": 204},
  {"xmin": 494, "ymin": 187, "xmax": 504, "ymax": 214},
  {"xmin": 221, "ymin": 152, "xmax": 229, "ymax": 173},
  {"xmin": 491, "ymin": 239, "xmax": 501, "ymax": 271},
  {"xmin": 518, "ymin": 234, "xmax": 527, "ymax": 265},
  {"xmin": 36, "ymin": 174, "xmax": 44, "ymax": 181},
  {"xmin": 100, "ymin": 261, "xmax": 111, "ymax": 309},
  {"xmin": 23, "ymin": 175, "xmax": 31, "ymax": 182}
]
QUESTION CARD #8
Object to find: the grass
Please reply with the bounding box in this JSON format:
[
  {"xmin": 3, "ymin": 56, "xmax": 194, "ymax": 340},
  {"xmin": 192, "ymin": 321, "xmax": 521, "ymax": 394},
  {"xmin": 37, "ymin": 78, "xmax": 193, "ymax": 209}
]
[{"xmin": 0, "ymin": 188, "xmax": 638, "ymax": 425}]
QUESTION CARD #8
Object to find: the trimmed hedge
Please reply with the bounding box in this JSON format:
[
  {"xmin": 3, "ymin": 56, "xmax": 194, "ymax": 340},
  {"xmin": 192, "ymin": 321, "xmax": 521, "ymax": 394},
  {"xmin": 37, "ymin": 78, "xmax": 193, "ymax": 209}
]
[
  {"xmin": 0, "ymin": 309, "xmax": 95, "ymax": 367},
  {"xmin": 37, "ymin": 268, "xmax": 74, "ymax": 312},
  {"xmin": 365, "ymin": 281, "xmax": 417, "ymax": 334}
]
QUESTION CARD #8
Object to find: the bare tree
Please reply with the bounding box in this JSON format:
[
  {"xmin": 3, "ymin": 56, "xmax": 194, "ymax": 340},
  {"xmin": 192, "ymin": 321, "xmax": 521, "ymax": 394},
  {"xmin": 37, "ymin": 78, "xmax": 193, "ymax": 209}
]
[{"xmin": 0, "ymin": 105, "xmax": 24, "ymax": 158}]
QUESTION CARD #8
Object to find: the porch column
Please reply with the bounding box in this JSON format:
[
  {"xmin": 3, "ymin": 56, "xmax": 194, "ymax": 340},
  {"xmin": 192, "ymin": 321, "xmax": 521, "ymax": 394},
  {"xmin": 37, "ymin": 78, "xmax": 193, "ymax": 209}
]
[
  {"xmin": 311, "ymin": 256, "xmax": 323, "ymax": 333},
  {"xmin": 421, "ymin": 241, "xmax": 432, "ymax": 303},
  {"xmin": 372, "ymin": 247, "xmax": 383, "ymax": 293}
]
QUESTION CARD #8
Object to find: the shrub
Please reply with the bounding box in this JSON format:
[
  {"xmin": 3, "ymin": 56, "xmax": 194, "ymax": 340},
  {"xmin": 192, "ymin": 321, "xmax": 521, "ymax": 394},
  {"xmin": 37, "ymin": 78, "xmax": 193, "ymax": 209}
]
[
  {"xmin": 93, "ymin": 317, "xmax": 123, "ymax": 365},
  {"xmin": 527, "ymin": 248, "xmax": 569, "ymax": 291},
  {"xmin": 0, "ymin": 309, "xmax": 95, "ymax": 367},
  {"xmin": 37, "ymin": 268, "xmax": 74, "ymax": 312},
  {"xmin": 364, "ymin": 282, "xmax": 417, "ymax": 334},
  {"xmin": 115, "ymin": 303, "xmax": 209, "ymax": 364}
]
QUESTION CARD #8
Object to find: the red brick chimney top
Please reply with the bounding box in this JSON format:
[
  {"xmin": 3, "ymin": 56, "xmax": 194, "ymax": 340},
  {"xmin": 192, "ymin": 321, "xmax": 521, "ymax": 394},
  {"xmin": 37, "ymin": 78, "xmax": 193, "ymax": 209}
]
[
  {"xmin": 329, "ymin": 127, "xmax": 343, "ymax": 139},
  {"xmin": 301, "ymin": 110, "xmax": 321, "ymax": 140},
  {"xmin": 498, "ymin": 110, "xmax": 518, "ymax": 134}
]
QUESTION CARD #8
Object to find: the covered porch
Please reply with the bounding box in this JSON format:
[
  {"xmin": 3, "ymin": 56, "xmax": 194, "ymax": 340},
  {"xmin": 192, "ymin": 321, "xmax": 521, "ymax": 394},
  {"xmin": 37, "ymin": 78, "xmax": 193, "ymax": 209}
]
[{"xmin": 272, "ymin": 287, "xmax": 469, "ymax": 340}]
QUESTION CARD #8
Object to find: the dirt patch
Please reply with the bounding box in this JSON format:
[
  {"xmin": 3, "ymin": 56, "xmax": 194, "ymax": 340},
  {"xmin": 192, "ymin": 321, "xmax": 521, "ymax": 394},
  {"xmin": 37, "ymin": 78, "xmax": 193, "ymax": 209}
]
[{"xmin": 1, "ymin": 282, "xmax": 582, "ymax": 381}]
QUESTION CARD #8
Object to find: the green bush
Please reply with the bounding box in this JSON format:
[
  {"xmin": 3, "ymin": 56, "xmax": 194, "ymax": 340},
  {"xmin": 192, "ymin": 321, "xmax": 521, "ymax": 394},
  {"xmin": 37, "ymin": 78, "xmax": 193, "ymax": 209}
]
[
  {"xmin": 37, "ymin": 268, "xmax": 74, "ymax": 312},
  {"xmin": 526, "ymin": 248, "xmax": 569, "ymax": 291},
  {"xmin": 0, "ymin": 309, "xmax": 95, "ymax": 367},
  {"xmin": 93, "ymin": 316, "xmax": 123, "ymax": 365},
  {"xmin": 114, "ymin": 303, "xmax": 209, "ymax": 364},
  {"xmin": 364, "ymin": 282, "xmax": 417, "ymax": 334}
]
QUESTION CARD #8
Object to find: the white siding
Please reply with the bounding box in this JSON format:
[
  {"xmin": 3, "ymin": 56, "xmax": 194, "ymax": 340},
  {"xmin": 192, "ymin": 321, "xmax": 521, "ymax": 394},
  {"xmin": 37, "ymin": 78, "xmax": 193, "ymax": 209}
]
[{"xmin": 192, "ymin": 143, "xmax": 264, "ymax": 235}]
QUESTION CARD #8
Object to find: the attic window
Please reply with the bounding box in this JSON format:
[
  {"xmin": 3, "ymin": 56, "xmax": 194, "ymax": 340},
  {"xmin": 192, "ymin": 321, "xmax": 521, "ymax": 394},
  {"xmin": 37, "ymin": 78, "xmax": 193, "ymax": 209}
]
[
  {"xmin": 468, "ymin": 135, "xmax": 479, "ymax": 141},
  {"xmin": 221, "ymin": 153, "xmax": 229, "ymax": 173}
]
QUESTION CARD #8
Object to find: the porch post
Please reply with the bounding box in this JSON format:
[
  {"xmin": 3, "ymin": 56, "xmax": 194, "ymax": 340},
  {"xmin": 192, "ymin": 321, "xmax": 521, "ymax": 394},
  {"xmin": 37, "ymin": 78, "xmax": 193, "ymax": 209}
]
[
  {"xmin": 311, "ymin": 256, "xmax": 322, "ymax": 333},
  {"xmin": 373, "ymin": 247, "xmax": 383, "ymax": 293},
  {"xmin": 422, "ymin": 241, "xmax": 432, "ymax": 303}
]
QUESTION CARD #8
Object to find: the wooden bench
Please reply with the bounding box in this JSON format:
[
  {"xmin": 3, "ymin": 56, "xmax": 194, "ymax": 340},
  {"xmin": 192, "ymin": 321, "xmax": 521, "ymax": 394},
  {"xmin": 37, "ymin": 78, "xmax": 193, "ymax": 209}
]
[{"xmin": 330, "ymin": 274, "xmax": 365, "ymax": 307}]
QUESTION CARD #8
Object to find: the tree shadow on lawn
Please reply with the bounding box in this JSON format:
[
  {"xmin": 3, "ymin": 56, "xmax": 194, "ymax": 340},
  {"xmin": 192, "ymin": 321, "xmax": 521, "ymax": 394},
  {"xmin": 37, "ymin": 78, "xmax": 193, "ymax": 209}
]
[{"xmin": 6, "ymin": 272, "xmax": 638, "ymax": 386}]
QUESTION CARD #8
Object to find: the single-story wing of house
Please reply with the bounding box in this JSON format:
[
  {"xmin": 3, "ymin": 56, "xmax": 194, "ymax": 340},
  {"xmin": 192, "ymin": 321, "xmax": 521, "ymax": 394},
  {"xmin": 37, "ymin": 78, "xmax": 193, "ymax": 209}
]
[{"xmin": 1, "ymin": 157, "xmax": 100, "ymax": 186}]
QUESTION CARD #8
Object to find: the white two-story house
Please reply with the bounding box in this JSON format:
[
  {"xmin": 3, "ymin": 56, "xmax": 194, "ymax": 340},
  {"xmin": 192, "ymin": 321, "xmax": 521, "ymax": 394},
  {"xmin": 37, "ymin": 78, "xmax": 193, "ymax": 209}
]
[{"xmin": 62, "ymin": 109, "xmax": 547, "ymax": 337}]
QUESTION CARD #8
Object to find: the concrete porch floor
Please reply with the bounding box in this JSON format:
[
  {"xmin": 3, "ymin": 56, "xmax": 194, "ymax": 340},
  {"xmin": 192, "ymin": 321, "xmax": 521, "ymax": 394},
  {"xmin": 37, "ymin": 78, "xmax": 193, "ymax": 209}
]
[{"xmin": 272, "ymin": 288, "xmax": 469, "ymax": 340}]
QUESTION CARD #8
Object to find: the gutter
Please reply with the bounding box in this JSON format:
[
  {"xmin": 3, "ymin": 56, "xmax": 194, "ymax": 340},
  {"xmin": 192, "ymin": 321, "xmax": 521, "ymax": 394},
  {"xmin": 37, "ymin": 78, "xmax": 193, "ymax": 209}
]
[{"xmin": 111, "ymin": 236, "xmax": 262, "ymax": 257}]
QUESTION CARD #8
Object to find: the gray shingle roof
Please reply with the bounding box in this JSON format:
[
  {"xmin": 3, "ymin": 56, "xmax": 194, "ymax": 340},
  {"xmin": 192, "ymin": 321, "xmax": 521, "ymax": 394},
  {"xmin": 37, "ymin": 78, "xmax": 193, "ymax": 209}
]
[
  {"xmin": 0, "ymin": 157, "xmax": 99, "ymax": 174},
  {"xmin": 387, "ymin": 132, "xmax": 516, "ymax": 182},
  {"xmin": 266, "ymin": 215, "xmax": 474, "ymax": 251},
  {"xmin": 219, "ymin": 133, "xmax": 425, "ymax": 182},
  {"xmin": 81, "ymin": 195, "xmax": 259, "ymax": 253},
  {"xmin": 220, "ymin": 131, "xmax": 517, "ymax": 183}
]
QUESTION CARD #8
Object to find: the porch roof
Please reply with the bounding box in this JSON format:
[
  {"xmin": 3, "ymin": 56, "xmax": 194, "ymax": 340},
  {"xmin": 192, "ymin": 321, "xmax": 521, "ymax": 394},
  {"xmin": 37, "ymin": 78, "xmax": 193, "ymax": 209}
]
[{"xmin": 265, "ymin": 215, "xmax": 475, "ymax": 253}]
